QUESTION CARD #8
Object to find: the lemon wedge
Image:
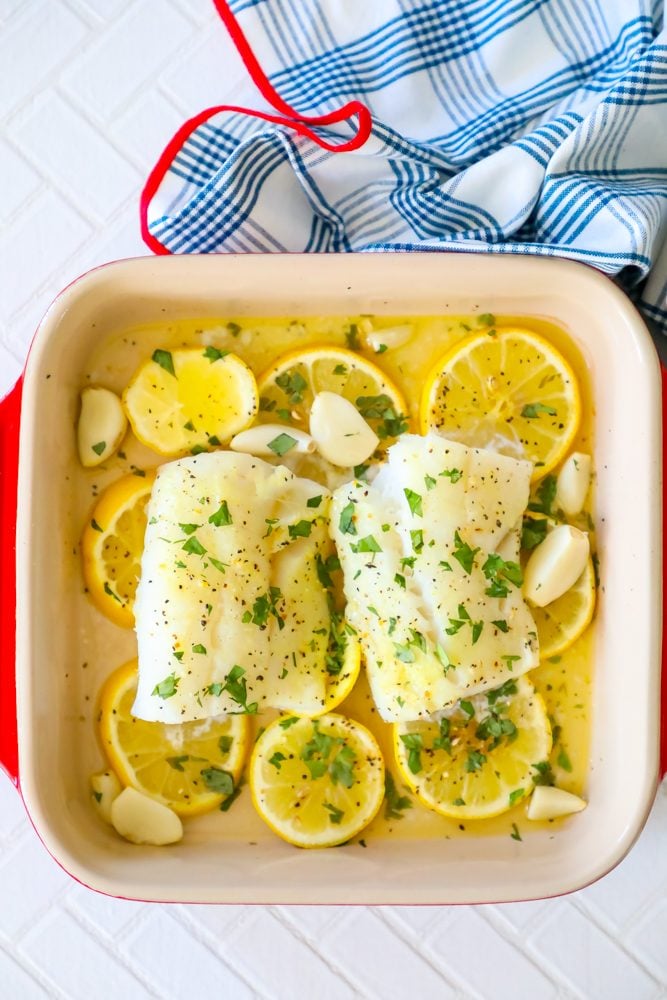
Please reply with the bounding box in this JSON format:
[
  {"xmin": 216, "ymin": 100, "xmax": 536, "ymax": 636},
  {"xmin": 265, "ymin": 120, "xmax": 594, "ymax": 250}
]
[
  {"xmin": 394, "ymin": 677, "xmax": 551, "ymax": 820},
  {"xmin": 99, "ymin": 659, "xmax": 250, "ymax": 817},
  {"xmin": 123, "ymin": 347, "xmax": 258, "ymax": 457},
  {"xmin": 420, "ymin": 328, "xmax": 580, "ymax": 479},
  {"xmin": 249, "ymin": 713, "xmax": 384, "ymax": 847},
  {"xmin": 81, "ymin": 472, "xmax": 155, "ymax": 628}
]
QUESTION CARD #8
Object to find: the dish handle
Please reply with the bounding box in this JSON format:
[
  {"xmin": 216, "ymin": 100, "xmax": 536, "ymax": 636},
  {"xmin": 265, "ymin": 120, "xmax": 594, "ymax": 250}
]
[{"xmin": 0, "ymin": 378, "xmax": 21, "ymax": 786}]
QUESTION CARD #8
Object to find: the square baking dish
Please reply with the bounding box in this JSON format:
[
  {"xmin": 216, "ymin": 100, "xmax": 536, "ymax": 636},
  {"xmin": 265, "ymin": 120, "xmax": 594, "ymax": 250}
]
[{"xmin": 1, "ymin": 252, "xmax": 664, "ymax": 904}]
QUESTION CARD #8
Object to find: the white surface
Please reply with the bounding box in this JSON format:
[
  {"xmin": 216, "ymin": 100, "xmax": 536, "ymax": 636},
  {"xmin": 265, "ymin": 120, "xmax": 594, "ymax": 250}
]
[{"xmin": 1, "ymin": 0, "xmax": 666, "ymax": 995}]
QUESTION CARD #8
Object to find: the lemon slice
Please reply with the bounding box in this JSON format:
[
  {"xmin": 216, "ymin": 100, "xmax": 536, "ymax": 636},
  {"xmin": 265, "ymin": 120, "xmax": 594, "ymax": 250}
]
[
  {"xmin": 250, "ymin": 713, "xmax": 384, "ymax": 847},
  {"xmin": 81, "ymin": 472, "xmax": 155, "ymax": 628},
  {"xmin": 420, "ymin": 328, "xmax": 581, "ymax": 479},
  {"xmin": 123, "ymin": 347, "xmax": 258, "ymax": 457},
  {"xmin": 394, "ymin": 677, "xmax": 551, "ymax": 821},
  {"xmin": 99, "ymin": 659, "xmax": 249, "ymax": 817},
  {"xmin": 256, "ymin": 346, "xmax": 409, "ymax": 475}
]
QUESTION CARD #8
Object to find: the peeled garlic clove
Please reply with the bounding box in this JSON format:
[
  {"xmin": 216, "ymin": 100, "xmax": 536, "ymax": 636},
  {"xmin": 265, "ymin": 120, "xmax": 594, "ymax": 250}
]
[
  {"xmin": 523, "ymin": 524, "xmax": 589, "ymax": 607},
  {"xmin": 90, "ymin": 770, "xmax": 122, "ymax": 825},
  {"xmin": 78, "ymin": 386, "xmax": 127, "ymax": 467},
  {"xmin": 556, "ymin": 452, "xmax": 592, "ymax": 516},
  {"xmin": 366, "ymin": 325, "xmax": 413, "ymax": 353},
  {"xmin": 526, "ymin": 785, "xmax": 587, "ymax": 821},
  {"xmin": 309, "ymin": 392, "xmax": 379, "ymax": 468},
  {"xmin": 110, "ymin": 787, "xmax": 183, "ymax": 845},
  {"xmin": 230, "ymin": 423, "xmax": 316, "ymax": 456}
]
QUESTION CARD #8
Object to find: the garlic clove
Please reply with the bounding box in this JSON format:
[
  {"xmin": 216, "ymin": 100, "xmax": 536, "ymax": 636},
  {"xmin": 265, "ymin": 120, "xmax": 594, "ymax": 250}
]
[
  {"xmin": 523, "ymin": 524, "xmax": 589, "ymax": 607},
  {"xmin": 230, "ymin": 423, "xmax": 316, "ymax": 457},
  {"xmin": 309, "ymin": 392, "xmax": 379, "ymax": 468},
  {"xmin": 78, "ymin": 387, "xmax": 128, "ymax": 467},
  {"xmin": 556, "ymin": 452, "xmax": 592, "ymax": 516},
  {"xmin": 110, "ymin": 787, "xmax": 183, "ymax": 845},
  {"xmin": 90, "ymin": 770, "xmax": 122, "ymax": 825},
  {"xmin": 526, "ymin": 785, "xmax": 587, "ymax": 821},
  {"xmin": 365, "ymin": 325, "xmax": 413, "ymax": 354}
]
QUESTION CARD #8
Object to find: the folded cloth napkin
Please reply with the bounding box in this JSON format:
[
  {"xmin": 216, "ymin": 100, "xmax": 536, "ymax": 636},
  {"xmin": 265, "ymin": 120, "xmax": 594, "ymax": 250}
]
[{"xmin": 143, "ymin": 0, "xmax": 667, "ymax": 333}]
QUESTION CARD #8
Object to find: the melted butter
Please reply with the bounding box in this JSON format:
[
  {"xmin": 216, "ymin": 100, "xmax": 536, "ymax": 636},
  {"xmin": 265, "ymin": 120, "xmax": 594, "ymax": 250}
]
[{"xmin": 86, "ymin": 314, "xmax": 595, "ymax": 843}]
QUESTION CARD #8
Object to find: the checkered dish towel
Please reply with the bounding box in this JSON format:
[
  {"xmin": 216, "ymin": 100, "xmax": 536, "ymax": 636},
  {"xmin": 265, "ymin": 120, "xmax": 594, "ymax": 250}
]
[{"xmin": 142, "ymin": 0, "xmax": 667, "ymax": 333}]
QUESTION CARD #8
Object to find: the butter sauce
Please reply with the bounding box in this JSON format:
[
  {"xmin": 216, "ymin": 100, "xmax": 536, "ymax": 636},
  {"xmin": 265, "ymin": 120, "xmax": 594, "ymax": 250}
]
[{"xmin": 86, "ymin": 314, "xmax": 595, "ymax": 843}]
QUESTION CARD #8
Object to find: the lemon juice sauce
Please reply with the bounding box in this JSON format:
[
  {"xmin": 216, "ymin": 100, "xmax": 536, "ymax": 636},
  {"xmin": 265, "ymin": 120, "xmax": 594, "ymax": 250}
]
[{"xmin": 83, "ymin": 314, "xmax": 595, "ymax": 844}]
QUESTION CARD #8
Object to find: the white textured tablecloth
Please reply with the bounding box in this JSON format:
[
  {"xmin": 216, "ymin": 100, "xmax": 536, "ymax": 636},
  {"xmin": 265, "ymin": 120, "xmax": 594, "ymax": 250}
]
[{"xmin": 1, "ymin": 3, "xmax": 666, "ymax": 997}]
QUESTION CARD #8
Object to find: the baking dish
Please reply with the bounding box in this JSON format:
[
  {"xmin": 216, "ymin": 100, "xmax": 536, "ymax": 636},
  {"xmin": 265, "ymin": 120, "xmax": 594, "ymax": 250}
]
[{"xmin": 0, "ymin": 252, "xmax": 665, "ymax": 904}]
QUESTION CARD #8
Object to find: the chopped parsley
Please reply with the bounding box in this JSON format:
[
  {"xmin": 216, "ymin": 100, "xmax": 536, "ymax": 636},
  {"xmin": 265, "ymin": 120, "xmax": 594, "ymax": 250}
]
[
  {"xmin": 208, "ymin": 557, "xmax": 228, "ymax": 574},
  {"xmin": 433, "ymin": 717, "xmax": 452, "ymax": 752},
  {"xmin": 152, "ymin": 349, "xmax": 175, "ymax": 376},
  {"xmin": 465, "ymin": 749, "xmax": 486, "ymax": 773},
  {"xmin": 91, "ymin": 518, "xmax": 103, "ymax": 532},
  {"xmin": 279, "ymin": 716, "xmax": 299, "ymax": 729},
  {"xmin": 91, "ymin": 441, "xmax": 106, "ymax": 456},
  {"xmin": 424, "ymin": 474, "xmax": 437, "ymax": 490},
  {"xmin": 338, "ymin": 502, "xmax": 357, "ymax": 535},
  {"xmin": 203, "ymin": 346, "xmax": 229, "ymax": 362},
  {"xmin": 315, "ymin": 552, "xmax": 341, "ymax": 589},
  {"xmin": 275, "ymin": 369, "xmax": 307, "ymax": 404},
  {"xmin": 532, "ymin": 760, "xmax": 555, "ymax": 786},
  {"xmin": 410, "ymin": 529, "xmax": 424, "ymax": 553},
  {"xmin": 218, "ymin": 735, "xmax": 233, "ymax": 755},
  {"xmin": 521, "ymin": 516, "xmax": 548, "ymax": 550},
  {"xmin": 394, "ymin": 572, "xmax": 406, "ymax": 589},
  {"xmin": 356, "ymin": 394, "xmax": 409, "ymax": 439},
  {"xmin": 306, "ymin": 495, "xmax": 323, "ymax": 508},
  {"xmin": 528, "ymin": 475, "xmax": 557, "ymax": 516},
  {"xmin": 393, "ymin": 642, "xmax": 415, "ymax": 663},
  {"xmin": 288, "ymin": 519, "xmax": 313, "ymax": 539},
  {"xmin": 182, "ymin": 536, "xmax": 207, "ymax": 556},
  {"xmin": 440, "ymin": 468, "xmax": 463, "ymax": 483},
  {"xmin": 557, "ymin": 748, "xmax": 573, "ymax": 772},
  {"xmin": 399, "ymin": 732, "xmax": 423, "ymax": 774},
  {"xmin": 492, "ymin": 619, "xmax": 509, "ymax": 633},
  {"xmin": 521, "ymin": 402, "xmax": 557, "ymax": 419},
  {"xmin": 167, "ymin": 755, "xmax": 189, "ymax": 771},
  {"xmin": 452, "ymin": 530, "xmax": 479, "ymax": 574},
  {"xmin": 478, "ymin": 313, "xmax": 495, "ymax": 326},
  {"xmin": 211, "ymin": 665, "xmax": 258, "ymax": 714},
  {"xmin": 403, "ymin": 488, "xmax": 423, "ymax": 516},
  {"xmin": 351, "ymin": 534, "xmax": 381, "ymax": 553},
  {"xmin": 333, "ymin": 363, "xmax": 347, "ymax": 375},
  {"xmin": 152, "ymin": 673, "xmax": 179, "ymax": 699},
  {"xmin": 268, "ymin": 432, "xmax": 298, "ymax": 456},
  {"xmin": 384, "ymin": 772, "xmax": 413, "ymax": 820},
  {"xmin": 192, "ymin": 643, "xmax": 207, "ymax": 655},
  {"xmin": 482, "ymin": 553, "xmax": 523, "ymax": 598},
  {"xmin": 243, "ymin": 587, "xmax": 285, "ymax": 631},
  {"xmin": 510, "ymin": 823, "xmax": 523, "ymax": 841},
  {"xmin": 345, "ymin": 323, "xmax": 360, "ymax": 350},
  {"xmin": 269, "ymin": 751, "xmax": 286, "ymax": 771},
  {"xmin": 179, "ymin": 522, "xmax": 199, "ymax": 535},
  {"xmin": 323, "ymin": 802, "xmax": 345, "ymax": 824},
  {"xmin": 200, "ymin": 767, "xmax": 234, "ymax": 796},
  {"xmin": 509, "ymin": 788, "xmax": 525, "ymax": 807}
]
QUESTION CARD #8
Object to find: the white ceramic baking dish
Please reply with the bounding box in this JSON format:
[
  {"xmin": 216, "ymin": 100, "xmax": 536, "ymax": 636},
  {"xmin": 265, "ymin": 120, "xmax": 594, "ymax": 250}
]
[{"xmin": 1, "ymin": 253, "xmax": 665, "ymax": 904}]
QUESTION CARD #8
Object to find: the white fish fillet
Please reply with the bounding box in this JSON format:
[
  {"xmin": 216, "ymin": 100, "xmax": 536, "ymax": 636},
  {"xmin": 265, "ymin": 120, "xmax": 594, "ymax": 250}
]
[
  {"xmin": 331, "ymin": 434, "xmax": 538, "ymax": 722},
  {"xmin": 133, "ymin": 452, "xmax": 331, "ymax": 723}
]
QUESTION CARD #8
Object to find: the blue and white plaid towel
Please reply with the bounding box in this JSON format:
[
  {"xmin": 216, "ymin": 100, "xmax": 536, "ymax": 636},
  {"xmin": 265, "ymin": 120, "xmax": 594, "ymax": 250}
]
[{"xmin": 143, "ymin": 0, "xmax": 667, "ymax": 333}]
